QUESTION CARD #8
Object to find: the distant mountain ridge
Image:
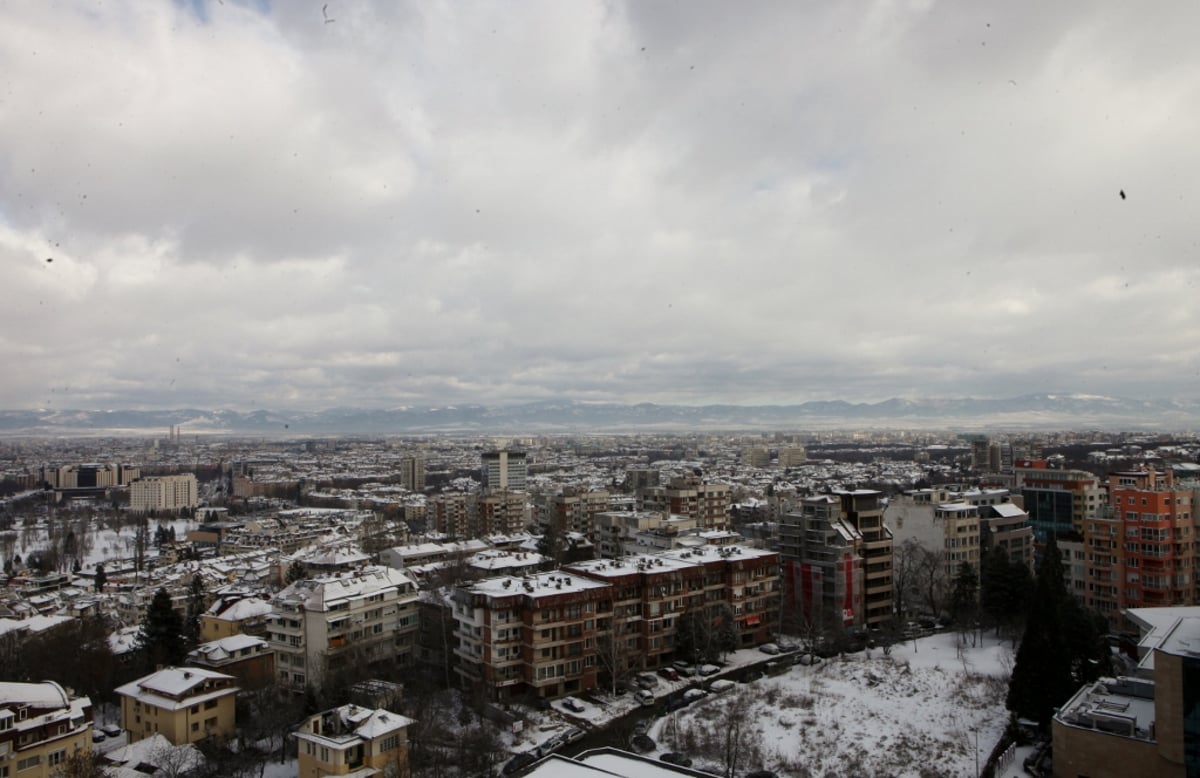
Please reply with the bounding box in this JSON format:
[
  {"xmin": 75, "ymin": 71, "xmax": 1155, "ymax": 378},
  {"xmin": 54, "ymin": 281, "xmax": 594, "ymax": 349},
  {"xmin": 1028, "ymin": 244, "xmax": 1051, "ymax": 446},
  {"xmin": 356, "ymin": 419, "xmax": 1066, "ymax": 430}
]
[{"xmin": 2, "ymin": 394, "xmax": 1199, "ymax": 435}]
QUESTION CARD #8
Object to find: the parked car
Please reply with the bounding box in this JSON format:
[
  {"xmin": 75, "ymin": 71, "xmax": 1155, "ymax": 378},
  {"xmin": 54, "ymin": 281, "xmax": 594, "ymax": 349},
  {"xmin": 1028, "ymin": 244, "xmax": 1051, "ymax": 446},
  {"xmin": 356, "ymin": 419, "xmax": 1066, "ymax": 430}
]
[
  {"xmin": 660, "ymin": 752, "xmax": 693, "ymax": 767},
  {"xmin": 665, "ymin": 695, "xmax": 688, "ymax": 712},
  {"xmin": 630, "ymin": 733, "xmax": 656, "ymax": 752},
  {"xmin": 698, "ymin": 663, "xmax": 720, "ymax": 676},
  {"xmin": 101, "ymin": 725, "xmax": 122, "ymax": 738},
  {"xmin": 635, "ymin": 672, "xmax": 659, "ymax": 688},
  {"xmin": 634, "ymin": 689, "xmax": 655, "ymax": 706},
  {"xmin": 91, "ymin": 732, "xmax": 106, "ymax": 743},
  {"xmin": 540, "ymin": 734, "xmax": 566, "ymax": 758},
  {"xmin": 672, "ymin": 660, "xmax": 696, "ymax": 676},
  {"xmin": 502, "ymin": 752, "xmax": 538, "ymax": 776},
  {"xmin": 561, "ymin": 697, "xmax": 586, "ymax": 713},
  {"xmin": 563, "ymin": 727, "xmax": 585, "ymax": 744},
  {"xmin": 682, "ymin": 688, "xmax": 708, "ymax": 703},
  {"xmin": 657, "ymin": 666, "xmax": 680, "ymax": 681},
  {"xmin": 759, "ymin": 642, "xmax": 781, "ymax": 655},
  {"xmin": 708, "ymin": 679, "xmax": 736, "ymax": 694}
]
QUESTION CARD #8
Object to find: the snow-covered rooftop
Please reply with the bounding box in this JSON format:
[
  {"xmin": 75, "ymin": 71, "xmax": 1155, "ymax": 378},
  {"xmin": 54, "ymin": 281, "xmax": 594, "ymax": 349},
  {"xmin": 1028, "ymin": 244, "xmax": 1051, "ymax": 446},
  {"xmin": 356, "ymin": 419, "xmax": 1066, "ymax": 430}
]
[
  {"xmin": 115, "ymin": 667, "xmax": 237, "ymax": 710},
  {"xmin": 467, "ymin": 571, "xmax": 611, "ymax": 599},
  {"xmin": 277, "ymin": 566, "xmax": 416, "ymax": 610},
  {"xmin": 0, "ymin": 680, "xmax": 70, "ymax": 709}
]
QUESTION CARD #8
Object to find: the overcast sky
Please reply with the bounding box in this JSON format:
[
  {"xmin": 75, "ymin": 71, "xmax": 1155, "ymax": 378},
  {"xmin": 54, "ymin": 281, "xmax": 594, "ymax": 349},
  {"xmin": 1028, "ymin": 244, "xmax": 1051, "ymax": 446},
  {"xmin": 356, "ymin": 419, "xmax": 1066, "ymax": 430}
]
[{"xmin": 2, "ymin": 1, "xmax": 1198, "ymax": 412}]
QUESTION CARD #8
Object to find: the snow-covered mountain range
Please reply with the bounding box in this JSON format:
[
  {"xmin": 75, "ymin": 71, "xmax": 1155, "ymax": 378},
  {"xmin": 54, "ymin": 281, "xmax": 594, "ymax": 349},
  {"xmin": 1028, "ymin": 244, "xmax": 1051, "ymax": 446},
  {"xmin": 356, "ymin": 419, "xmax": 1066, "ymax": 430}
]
[{"xmin": 2, "ymin": 394, "xmax": 1199, "ymax": 434}]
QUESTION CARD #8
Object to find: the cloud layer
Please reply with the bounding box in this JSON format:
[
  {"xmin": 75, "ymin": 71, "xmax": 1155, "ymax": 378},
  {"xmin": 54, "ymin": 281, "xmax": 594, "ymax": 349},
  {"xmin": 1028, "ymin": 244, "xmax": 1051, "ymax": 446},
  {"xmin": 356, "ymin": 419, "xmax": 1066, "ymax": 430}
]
[{"xmin": 2, "ymin": 0, "xmax": 1199, "ymax": 411}]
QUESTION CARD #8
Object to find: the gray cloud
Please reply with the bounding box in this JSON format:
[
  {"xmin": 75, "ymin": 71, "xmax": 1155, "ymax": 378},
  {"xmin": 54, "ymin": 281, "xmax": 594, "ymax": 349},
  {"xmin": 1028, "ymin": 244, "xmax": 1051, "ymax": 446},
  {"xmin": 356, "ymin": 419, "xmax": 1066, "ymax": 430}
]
[{"xmin": 2, "ymin": 0, "xmax": 1199, "ymax": 412}]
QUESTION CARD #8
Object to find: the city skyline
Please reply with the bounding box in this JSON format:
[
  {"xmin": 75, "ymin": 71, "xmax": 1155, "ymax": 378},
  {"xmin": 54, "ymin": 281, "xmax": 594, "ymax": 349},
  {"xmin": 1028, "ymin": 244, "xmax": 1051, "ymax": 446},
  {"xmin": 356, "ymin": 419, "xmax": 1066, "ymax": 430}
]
[{"xmin": 3, "ymin": 1, "xmax": 1199, "ymax": 412}]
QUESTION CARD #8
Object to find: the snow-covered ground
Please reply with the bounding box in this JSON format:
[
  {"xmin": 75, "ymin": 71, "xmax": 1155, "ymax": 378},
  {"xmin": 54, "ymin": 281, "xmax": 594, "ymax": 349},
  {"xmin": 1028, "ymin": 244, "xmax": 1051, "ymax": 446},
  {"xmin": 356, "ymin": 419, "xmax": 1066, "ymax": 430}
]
[{"xmin": 645, "ymin": 631, "xmax": 1015, "ymax": 777}]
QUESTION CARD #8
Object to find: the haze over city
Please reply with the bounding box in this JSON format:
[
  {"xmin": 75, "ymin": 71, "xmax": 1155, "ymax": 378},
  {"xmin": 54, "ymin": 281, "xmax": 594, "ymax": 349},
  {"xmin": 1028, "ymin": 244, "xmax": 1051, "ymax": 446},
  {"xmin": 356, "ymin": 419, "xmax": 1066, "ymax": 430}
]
[{"xmin": 3, "ymin": 0, "xmax": 1199, "ymax": 412}]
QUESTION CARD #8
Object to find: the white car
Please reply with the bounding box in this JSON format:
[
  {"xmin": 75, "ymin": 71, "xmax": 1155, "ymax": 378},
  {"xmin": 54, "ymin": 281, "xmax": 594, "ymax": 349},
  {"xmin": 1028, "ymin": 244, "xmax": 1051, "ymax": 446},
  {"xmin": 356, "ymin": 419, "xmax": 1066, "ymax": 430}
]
[
  {"xmin": 708, "ymin": 679, "xmax": 736, "ymax": 694},
  {"xmin": 758, "ymin": 642, "xmax": 781, "ymax": 655},
  {"xmin": 634, "ymin": 689, "xmax": 655, "ymax": 706}
]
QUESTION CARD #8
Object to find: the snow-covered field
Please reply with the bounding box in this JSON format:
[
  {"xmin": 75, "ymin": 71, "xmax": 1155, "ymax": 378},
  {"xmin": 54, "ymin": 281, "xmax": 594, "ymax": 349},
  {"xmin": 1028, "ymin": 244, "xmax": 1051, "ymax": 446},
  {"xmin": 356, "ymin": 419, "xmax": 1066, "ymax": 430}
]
[{"xmin": 648, "ymin": 631, "xmax": 1014, "ymax": 778}]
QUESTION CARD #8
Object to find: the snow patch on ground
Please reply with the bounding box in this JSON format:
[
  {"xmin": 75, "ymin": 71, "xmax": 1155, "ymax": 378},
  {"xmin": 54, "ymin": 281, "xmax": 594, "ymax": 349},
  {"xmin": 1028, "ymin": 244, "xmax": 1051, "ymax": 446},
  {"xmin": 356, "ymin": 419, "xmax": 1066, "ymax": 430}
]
[{"xmin": 650, "ymin": 631, "xmax": 1013, "ymax": 777}]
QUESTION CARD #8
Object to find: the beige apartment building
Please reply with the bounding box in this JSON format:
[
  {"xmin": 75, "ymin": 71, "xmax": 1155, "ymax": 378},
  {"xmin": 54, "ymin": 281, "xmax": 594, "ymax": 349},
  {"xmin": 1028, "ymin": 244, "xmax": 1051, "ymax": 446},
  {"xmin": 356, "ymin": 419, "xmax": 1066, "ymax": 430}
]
[
  {"xmin": 637, "ymin": 475, "xmax": 731, "ymax": 531},
  {"xmin": 130, "ymin": 473, "xmax": 198, "ymax": 514},
  {"xmin": 116, "ymin": 667, "xmax": 238, "ymax": 745},
  {"xmin": 295, "ymin": 704, "xmax": 415, "ymax": 778},
  {"xmin": 536, "ymin": 489, "xmax": 611, "ymax": 542},
  {"xmin": 0, "ymin": 681, "xmax": 93, "ymax": 778},
  {"xmin": 268, "ymin": 567, "xmax": 420, "ymax": 691}
]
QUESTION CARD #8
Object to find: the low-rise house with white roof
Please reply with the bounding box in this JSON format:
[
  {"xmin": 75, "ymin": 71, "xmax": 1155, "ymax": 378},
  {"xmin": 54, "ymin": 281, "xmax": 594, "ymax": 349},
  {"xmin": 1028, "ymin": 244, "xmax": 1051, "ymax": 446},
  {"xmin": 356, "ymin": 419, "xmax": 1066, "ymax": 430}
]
[
  {"xmin": 294, "ymin": 704, "xmax": 414, "ymax": 778},
  {"xmin": 187, "ymin": 633, "xmax": 275, "ymax": 689},
  {"xmin": 200, "ymin": 592, "xmax": 274, "ymax": 641},
  {"xmin": 115, "ymin": 666, "xmax": 238, "ymax": 745},
  {"xmin": 0, "ymin": 681, "xmax": 93, "ymax": 778},
  {"xmin": 268, "ymin": 567, "xmax": 419, "ymax": 691}
]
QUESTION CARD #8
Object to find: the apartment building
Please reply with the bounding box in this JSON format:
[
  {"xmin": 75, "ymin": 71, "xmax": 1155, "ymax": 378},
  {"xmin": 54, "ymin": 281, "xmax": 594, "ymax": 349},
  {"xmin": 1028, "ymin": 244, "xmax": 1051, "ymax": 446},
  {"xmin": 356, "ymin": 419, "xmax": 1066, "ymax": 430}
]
[
  {"xmin": 295, "ymin": 704, "xmax": 415, "ymax": 778},
  {"xmin": 398, "ymin": 454, "xmax": 425, "ymax": 492},
  {"xmin": 779, "ymin": 495, "xmax": 865, "ymax": 630},
  {"xmin": 779, "ymin": 490, "xmax": 894, "ymax": 629},
  {"xmin": 656, "ymin": 544, "xmax": 781, "ymax": 649},
  {"xmin": 592, "ymin": 511, "xmax": 701, "ymax": 558},
  {"xmin": 130, "ymin": 474, "xmax": 198, "ymax": 514},
  {"xmin": 535, "ymin": 489, "xmax": 610, "ymax": 542},
  {"xmin": 268, "ymin": 567, "xmax": 420, "ymax": 691},
  {"xmin": 836, "ymin": 490, "xmax": 893, "ymax": 626},
  {"xmin": 473, "ymin": 489, "xmax": 530, "ymax": 537},
  {"xmin": 777, "ymin": 446, "xmax": 807, "ymax": 468},
  {"xmin": 1083, "ymin": 469, "xmax": 1198, "ymax": 625},
  {"xmin": 43, "ymin": 463, "xmax": 140, "ymax": 489},
  {"xmin": 482, "ymin": 450, "xmax": 527, "ymax": 490},
  {"xmin": 453, "ymin": 547, "xmax": 780, "ymax": 700},
  {"xmin": 0, "ymin": 681, "xmax": 93, "ymax": 778},
  {"xmin": 453, "ymin": 571, "xmax": 610, "ymax": 699},
  {"xmin": 886, "ymin": 487, "xmax": 1034, "ymax": 610},
  {"xmin": 741, "ymin": 447, "xmax": 770, "ymax": 468},
  {"xmin": 637, "ymin": 475, "xmax": 731, "ymax": 531},
  {"xmin": 428, "ymin": 493, "xmax": 470, "ymax": 539},
  {"xmin": 1053, "ymin": 607, "xmax": 1200, "ymax": 778},
  {"xmin": 116, "ymin": 667, "xmax": 238, "ymax": 745},
  {"xmin": 1013, "ymin": 459, "xmax": 1102, "ymax": 539}
]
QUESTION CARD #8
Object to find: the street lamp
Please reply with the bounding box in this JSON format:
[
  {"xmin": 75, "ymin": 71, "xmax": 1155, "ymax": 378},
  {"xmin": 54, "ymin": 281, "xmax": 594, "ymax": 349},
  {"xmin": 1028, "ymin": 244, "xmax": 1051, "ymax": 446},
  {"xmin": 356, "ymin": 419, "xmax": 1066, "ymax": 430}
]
[{"xmin": 969, "ymin": 726, "xmax": 979, "ymax": 778}]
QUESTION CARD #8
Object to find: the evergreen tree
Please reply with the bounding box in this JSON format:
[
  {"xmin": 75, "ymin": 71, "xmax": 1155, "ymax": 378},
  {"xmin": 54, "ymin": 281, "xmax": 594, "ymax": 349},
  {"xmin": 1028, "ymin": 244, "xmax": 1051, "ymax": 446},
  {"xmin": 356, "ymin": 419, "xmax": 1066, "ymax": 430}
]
[
  {"xmin": 138, "ymin": 587, "xmax": 186, "ymax": 670},
  {"xmin": 980, "ymin": 545, "xmax": 1033, "ymax": 639},
  {"xmin": 184, "ymin": 574, "xmax": 206, "ymax": 650},
  {"xmin": 1006, "ymin": 538, "xmax": 1084, "ymax": 728},
  {"xmin": 949, "ymin": 561, "xmax": 978, "ymax": 631},
  {"xmin": 285, "ymin": 560, "xmax": 307, "ymax": 585}
]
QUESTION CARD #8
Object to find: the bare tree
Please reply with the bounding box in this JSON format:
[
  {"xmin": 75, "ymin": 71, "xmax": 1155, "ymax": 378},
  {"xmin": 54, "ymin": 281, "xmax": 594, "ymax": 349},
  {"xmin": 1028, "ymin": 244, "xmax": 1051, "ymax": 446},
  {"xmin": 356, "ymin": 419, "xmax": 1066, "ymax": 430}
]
[{"xmin": 594, "ymin": 611, "xmax": 637, "ymax": 695}]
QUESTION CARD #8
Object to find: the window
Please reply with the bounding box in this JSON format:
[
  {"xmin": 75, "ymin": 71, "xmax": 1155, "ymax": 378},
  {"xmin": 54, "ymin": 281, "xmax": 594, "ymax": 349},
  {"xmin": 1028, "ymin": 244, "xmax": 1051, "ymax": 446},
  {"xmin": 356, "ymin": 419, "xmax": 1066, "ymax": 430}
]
[
  {"xmin": 16, "ymin": 755, "xmax": 41, "ymax": 772},
  {"xmin": 48, "ymin": 751, "xmax": 66, "ymax": 767}
]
